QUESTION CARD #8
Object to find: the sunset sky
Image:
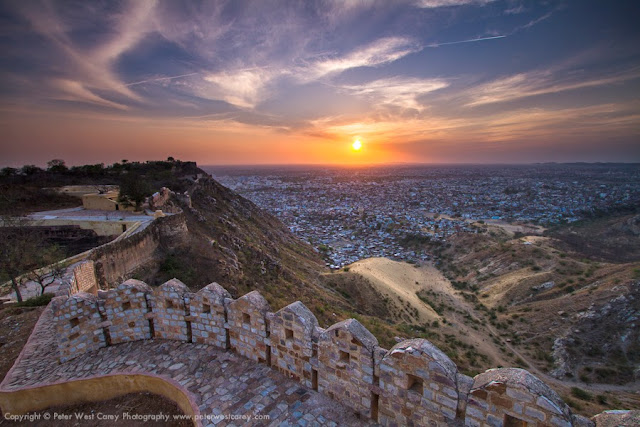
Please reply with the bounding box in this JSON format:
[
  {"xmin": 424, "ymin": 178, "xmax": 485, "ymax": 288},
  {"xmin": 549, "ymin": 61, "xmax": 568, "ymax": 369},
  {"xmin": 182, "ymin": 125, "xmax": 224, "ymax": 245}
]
[{"xmin": 1, "ymin": 0, "xmax": 639, "ymax": 166}]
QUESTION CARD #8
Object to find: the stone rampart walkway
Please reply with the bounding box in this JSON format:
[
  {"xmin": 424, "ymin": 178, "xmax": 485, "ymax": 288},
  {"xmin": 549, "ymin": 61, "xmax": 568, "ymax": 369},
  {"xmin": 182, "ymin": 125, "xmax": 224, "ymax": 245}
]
[{"xmin": 2, "ymin": 306, "xmax": 369, "ymax": 426}]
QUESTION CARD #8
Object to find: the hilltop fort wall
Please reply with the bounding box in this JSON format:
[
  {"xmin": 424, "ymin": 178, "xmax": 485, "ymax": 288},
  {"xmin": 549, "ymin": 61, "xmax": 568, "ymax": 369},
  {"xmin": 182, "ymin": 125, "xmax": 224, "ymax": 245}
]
[
  {"xmin": 49, "ymin": 213, "xmax": 188, "ymax": 300},
  {"xmin": 88, "ymin": 213, "xmax": 188, "ymax": 289},
  {"xmin": 51, "ymin": 279, "xmax": 591, "ymax": 427}
]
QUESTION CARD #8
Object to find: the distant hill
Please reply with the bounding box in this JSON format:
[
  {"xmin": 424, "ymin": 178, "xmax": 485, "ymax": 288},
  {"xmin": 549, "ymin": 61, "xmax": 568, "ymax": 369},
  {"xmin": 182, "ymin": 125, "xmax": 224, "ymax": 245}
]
[{"xmin": 548, "ymin": 208, "xmax": 640, "ymax": 262}]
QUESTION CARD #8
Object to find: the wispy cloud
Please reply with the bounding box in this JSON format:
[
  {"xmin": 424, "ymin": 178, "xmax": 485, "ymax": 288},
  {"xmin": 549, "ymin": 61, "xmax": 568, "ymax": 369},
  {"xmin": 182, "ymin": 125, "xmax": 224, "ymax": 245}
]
[
  {"xmin": 520, "ymin": 11, "xmax": 554, "ymax": 30},
  {"xmin": 504, "ymin": 5, "xmax": 526, "ymax": 15},
  {"xmin": 340, "ymin": 77, "xmax": 449, "ymax": 111},
  {"xmin": 305, "ymin": 37, "xmax": 420, "ymax": 79},
  {"xmin": 306, "ymin": 100, "xmax": 640, "ymax": 155},
  {"xmin": 14, "ymin": 0, "xmax": 154, "ymax": 108},
  {"xmin": 198, "ymin": 36, "xmax": 422, "ymax": 109},
  {"xmin": 415, "ymin": 0, "xmax": 495, "ymax": 8},
  {"xmin": 51, "ymin": 79, "xmax": 130, "ymax": 110},
  {"xmin": 464, "ymin": 65, "xmax": 640, "ymax": 107},
  {"xmin": 471, "ymin": 103, "xmax": 640, "ymax": 142},
  {"xmin": 203, "ymin": 68, "xmax": 280, "ymax": 109}
]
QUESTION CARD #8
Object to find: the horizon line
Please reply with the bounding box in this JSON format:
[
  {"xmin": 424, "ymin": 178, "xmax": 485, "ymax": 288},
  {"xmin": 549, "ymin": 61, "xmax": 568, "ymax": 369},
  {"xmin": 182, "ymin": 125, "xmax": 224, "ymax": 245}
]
[{"xmin": 201, "ymin": 161, "xmax": 640, "ymax": 168}]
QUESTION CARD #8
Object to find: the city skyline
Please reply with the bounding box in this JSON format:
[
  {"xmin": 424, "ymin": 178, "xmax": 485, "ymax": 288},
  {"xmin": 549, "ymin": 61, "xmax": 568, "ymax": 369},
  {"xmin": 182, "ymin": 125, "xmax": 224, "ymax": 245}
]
[{"xmin": 1, "ymin": 0, "xmax": 639, "ymax": 167}]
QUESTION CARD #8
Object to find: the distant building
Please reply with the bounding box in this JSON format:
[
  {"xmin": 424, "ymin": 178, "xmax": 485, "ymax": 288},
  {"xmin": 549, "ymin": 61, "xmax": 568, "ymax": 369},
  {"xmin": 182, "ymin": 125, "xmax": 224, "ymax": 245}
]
[{"xmin": 81, "ymin": 191, "xmax": 134, "ymax": 211}]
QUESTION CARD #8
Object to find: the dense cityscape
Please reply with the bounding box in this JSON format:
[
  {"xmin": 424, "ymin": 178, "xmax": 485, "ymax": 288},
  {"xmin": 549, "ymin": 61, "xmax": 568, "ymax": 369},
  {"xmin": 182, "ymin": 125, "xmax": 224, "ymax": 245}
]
[{"xmin": 209, "ymin": 164, "xmax": 640, "ymax": 269}]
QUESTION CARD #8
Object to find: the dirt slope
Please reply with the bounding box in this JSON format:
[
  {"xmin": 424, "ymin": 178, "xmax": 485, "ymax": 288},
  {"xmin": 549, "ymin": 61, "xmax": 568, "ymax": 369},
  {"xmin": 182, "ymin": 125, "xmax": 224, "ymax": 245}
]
[{"xmin": 347, "ymin": 258, "xmax": 441, "ymax": 323}]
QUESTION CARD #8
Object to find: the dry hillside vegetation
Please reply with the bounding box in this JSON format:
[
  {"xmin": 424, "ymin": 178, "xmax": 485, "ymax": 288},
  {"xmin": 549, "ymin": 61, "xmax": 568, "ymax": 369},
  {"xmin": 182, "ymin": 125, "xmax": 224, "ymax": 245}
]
[
  {"xmin": 324, "ymin": 218, "xmax": 640, "ymax": 416},
  {"xmin": 388, "ymin": 215, "xmax": 640, "ymax": 415}
]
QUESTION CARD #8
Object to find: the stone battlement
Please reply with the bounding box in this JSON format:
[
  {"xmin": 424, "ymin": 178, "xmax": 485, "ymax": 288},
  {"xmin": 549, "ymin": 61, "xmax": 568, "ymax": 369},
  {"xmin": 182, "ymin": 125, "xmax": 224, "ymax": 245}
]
[{"xmin": 51, "ymin": 278, "xmax": 593, "ymax": 427}]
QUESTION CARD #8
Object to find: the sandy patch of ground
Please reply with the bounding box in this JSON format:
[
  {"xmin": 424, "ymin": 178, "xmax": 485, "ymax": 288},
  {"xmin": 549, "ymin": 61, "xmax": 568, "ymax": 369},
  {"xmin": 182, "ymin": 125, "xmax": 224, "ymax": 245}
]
[
  {"xmin": 521, "ymin": 235, "xmax": 551, "ymax": 244},
  {"xmin": 480, "ymin": 268, "xmax": 550, "ymax": 307},
  {"xmin": 346, "ymin": 258, "xmax": 520, "ymax": 369},
  {"xmin": 483, "ymin": 220, "xmax": 546, "ymax": 234},
  {"xmin": 347, "ymin": 258, "xmax": 442, "ymax": 322}
]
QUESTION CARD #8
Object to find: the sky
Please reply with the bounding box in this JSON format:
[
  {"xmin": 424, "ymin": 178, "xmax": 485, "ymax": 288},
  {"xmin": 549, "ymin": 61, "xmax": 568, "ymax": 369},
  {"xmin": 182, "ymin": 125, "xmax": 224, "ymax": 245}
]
[{"xmin": 0, "ymin": 0, "xmax": 639, "ymax": 166}]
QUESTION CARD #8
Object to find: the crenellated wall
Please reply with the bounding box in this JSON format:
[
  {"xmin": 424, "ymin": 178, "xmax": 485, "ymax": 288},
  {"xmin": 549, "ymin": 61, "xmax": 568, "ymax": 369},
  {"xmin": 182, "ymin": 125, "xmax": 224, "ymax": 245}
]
[
  {"xmin": 99, "ymin": 279, "xmax": 153, "ymax": 345},
  {"xmin": 268, "ymin": 301, "xmax": 318, "ymax": 389},
  {"xmin": 227, "ymin": 291, "xmax": 270, "ymax": 363},
  {"xmin": 318, "ymin": 319, "xmax": 379, "ymax": 419},
  {"xmin": 378, "ymin": 339, "xmax": 471, "ymax": 425},
  {"xmin": 187, "ymin": 282, "xmax": 230, "ymax": 349},
  {"xmin": 152, "ymin": 279, "xmax": 190, "ymax": 341},
  {"xmin": 51, "ymin": 279, "xmax": 595, "ymax": 426},
  {"xmin": 53, "ymin": 292, "xmax": 107, "ymax": 362},
  {"xmin": 465, "ymin": 368, "xmax": 573, "ymax": 427}
]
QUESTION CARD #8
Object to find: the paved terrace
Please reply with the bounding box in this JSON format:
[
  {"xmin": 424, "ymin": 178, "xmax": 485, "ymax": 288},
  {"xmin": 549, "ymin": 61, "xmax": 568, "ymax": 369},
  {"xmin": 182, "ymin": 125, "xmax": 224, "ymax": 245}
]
[
  {"xmin": 27, "ymin": 207, "xmax": 155, "ymax": 223},
  {"xmin": 1, "ymin": 306, "xmax": 369, "ymax": 426}
]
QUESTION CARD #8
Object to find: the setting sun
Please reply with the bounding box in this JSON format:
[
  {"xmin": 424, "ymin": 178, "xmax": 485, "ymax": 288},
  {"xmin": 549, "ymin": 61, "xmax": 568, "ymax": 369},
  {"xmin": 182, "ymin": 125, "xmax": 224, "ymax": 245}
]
[{"xmin": 352, "ymin": 139, "xmax": 362, "ymax": 151}]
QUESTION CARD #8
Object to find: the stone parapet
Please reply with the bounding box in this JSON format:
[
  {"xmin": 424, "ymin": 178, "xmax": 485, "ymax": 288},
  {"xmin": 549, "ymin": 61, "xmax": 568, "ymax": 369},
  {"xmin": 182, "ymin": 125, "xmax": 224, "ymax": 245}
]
[
  {"xmin": 99, "ymin": 279, "xmax": 153, "ymax": 344},
  {"xmin": 378, "ymin": 338, "xmax": 464, "ymax": 425},
  {"xmin": 227, "ymin": 291, "xmax": 270, "ymax": 363},
  {"xmin": 269, "ymin": 301, "xmax": 319, "ymax": 389},
  {"xmin": 51, "ymin": 293, "xmax": 107, "ymax": 362},
  {"xmin": 188, "ymin": 282, "xmax": 230, "ymax": 348},
  {"xmin": 51, "ymin": 279, "xmax": 610, "ymax": 426},
  {"xmin": 153, "ymin": 279, "xmax": 190, "ymax": 341}
]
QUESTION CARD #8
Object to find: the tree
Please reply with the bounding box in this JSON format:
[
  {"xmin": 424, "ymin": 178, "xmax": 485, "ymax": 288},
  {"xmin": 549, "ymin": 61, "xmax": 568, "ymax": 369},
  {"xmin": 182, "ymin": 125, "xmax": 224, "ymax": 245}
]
[
  {"xmin": 0, "ymin": 216, "xmax": 68, "ymax": 302},
  {"xmin": 1, "ymin": 167, "xmax": 17, "ymax": 177},
  {"xmin": 20, "ymin": 164, "xmax": 42, "ymax": 175},
  {"xmin": 0, "ymin": 218, "xmax": 40, "ymax": 302},
  {"xmin": 118, "ymin": 173, "xmax": 152, "ymax": 211},
  {"xmin": 47, "ymin": 159, "xmax": 68, "ymax": 173},
  {"xmin": 25, "ymin": 250, "xmax": 66, "ymax": 296}
]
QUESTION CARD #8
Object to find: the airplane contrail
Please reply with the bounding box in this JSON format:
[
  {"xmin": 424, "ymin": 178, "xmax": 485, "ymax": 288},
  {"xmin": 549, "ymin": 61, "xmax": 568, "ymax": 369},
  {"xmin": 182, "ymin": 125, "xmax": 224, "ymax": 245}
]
[
  {"xmin": 428, "ymin": 35, "xmax": 506, "ymax": 48},
  {"xmin": 125, "ymin": 72, "xmax": 199, "ymax": 87}
]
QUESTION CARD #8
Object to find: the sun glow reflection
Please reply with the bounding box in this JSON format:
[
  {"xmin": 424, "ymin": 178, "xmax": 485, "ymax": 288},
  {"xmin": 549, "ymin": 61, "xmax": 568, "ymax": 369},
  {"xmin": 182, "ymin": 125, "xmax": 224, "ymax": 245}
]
[{"xmin": 352, "ymin": 139, "xmax": 362, "ymax": 151}]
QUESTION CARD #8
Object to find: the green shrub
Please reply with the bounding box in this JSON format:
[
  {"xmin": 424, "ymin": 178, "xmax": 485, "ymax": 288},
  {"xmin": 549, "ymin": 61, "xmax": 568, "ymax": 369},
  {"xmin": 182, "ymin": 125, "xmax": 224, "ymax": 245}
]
[
  {"xmin": 571, "ymin": 387, "xmax": 592, "ymax": 401},
  {"xmin": 565, "ymin": 397, "xmax": 582, "ymax": 410},
  {"xmin": 16, "ymin": 293, "xmax": 55, "ymax": 307}
]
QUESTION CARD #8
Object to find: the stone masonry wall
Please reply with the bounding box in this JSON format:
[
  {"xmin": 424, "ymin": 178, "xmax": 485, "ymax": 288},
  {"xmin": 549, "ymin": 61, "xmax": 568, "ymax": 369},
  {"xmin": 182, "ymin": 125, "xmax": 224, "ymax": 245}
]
[
  {"xmin": 227, "ymin": 291, "xmax": 270, "ymax": 363},
  {"xmin": 89, "ymin": 213, "xmax": 188, "ymax": 289},
  {"xmin": 71, "ymin": 261, "xmax": 99, "ymax": 294},
  {"xmin": 52, "ymin": 279, "xmax": 596, "ymax": 426},
  {"xmin": 55, "ymin": 261, "xmax": 99, "ymax": 298},
  {"xmin": 378, "ymin": 339, "xmax": 470, "ymax": 425},
  {"xmin": 317, "ymin": 319, "xmax": 378, "ymax": 419},
  {"xmin": 269, "ymin": 301, "xmax": 318, "ymax": 388},
  {"xmin": 99, "ymin": 279, "xmax": 153, "ymax": 345},
  {"xmin": 51, "ymin": 293, "xmax": 107, "ymax": 362},
  {"xmin": 152, "ymin": 279, "xmax": 190, "ymax": 341},
  {"xmin": 465, "ymin": 368, "xmax": 574, "ymax": 427},
  {"xmin": 188, "ymin": 282, "xmax": 230, "ymax": 349}
]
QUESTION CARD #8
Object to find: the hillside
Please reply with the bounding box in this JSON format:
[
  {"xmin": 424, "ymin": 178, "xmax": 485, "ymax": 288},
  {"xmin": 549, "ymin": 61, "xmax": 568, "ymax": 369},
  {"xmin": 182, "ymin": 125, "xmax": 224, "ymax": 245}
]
[
  {"xmin": 429, "ymin": 218, "xmax": 639, "ymax": 374},
  {"xmin": 3, "ymin": 162, "xmax": 639, "ymax": 418},
  {"xmin": 138, "ymin": 176, "xmax": 329, "ymax": 304}
]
